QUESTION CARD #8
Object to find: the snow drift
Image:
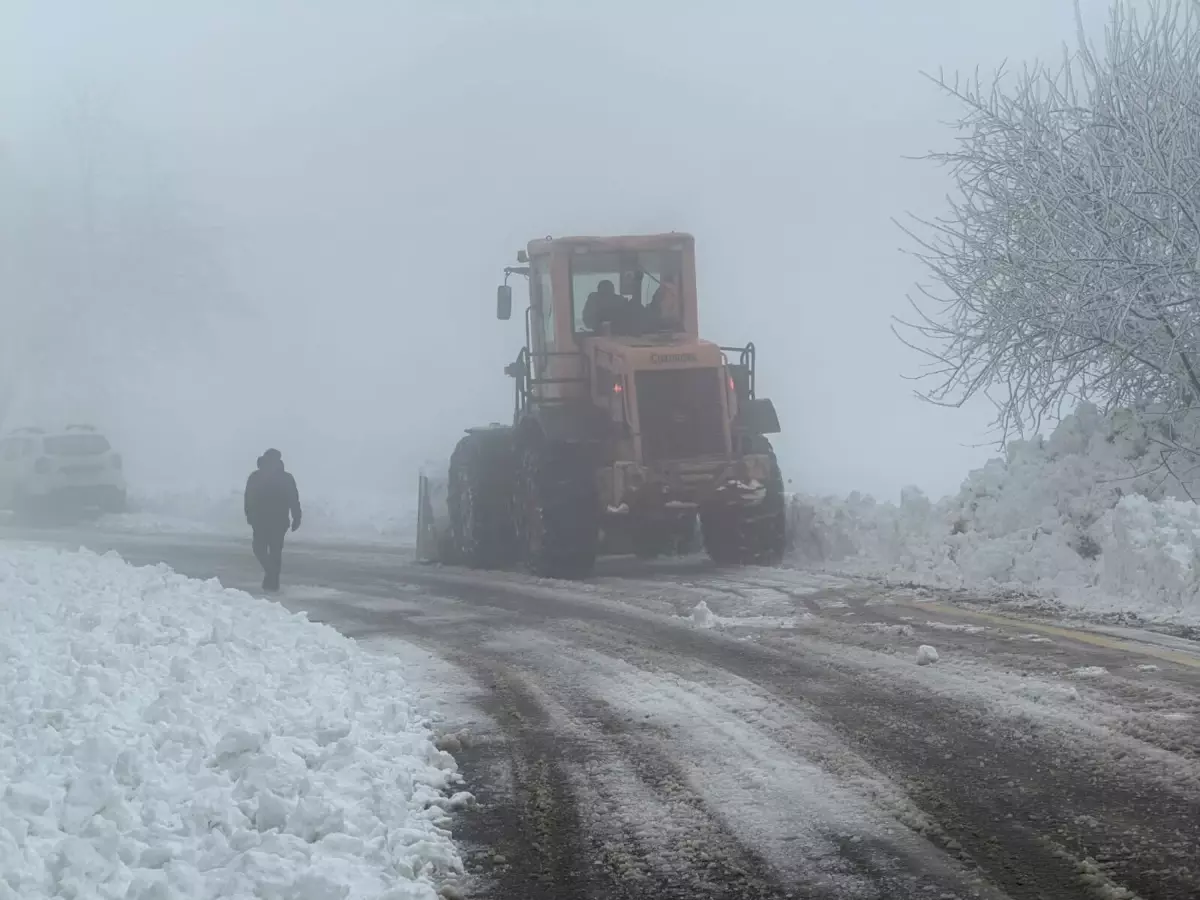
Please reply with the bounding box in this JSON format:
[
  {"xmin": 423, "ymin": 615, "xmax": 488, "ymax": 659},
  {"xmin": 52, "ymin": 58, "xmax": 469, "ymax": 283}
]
[
  {"xmin": 789, "ymin": 404, "xmax": 1200, "ymax": 623},
  {"xmin": 0, "ymin": 543, "xmax": 462, "ymax": 899}
]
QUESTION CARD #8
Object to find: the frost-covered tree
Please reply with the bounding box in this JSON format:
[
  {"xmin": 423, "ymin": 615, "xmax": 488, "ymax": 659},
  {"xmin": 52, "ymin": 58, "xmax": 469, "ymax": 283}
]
[{"xmin": 897, "ymin": 0, "xmax": 1200, "ymax": 444}]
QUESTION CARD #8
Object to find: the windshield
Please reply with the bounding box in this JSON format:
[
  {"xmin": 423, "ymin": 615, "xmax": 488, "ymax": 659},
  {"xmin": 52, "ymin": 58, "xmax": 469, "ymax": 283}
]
[
  {"xmin": 43, "ymin": 434, "xmax": 111, "ymax": 456},
  {"xmin": 570, "ymin": 248, "xmax": 683, "ymax": 335}
]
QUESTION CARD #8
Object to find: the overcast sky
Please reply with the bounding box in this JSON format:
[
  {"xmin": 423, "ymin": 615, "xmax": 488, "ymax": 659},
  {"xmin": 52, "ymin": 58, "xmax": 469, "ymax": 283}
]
[{"xmin": 1, "ymin": 0, "xmax": 1114, "ymax": 503}]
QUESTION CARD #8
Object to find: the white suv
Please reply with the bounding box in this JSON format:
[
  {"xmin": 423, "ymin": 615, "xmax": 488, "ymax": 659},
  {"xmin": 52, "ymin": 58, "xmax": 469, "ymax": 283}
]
[{"xmin": 0, "ymin": 425, "xmax": 127, "ymax": 516}]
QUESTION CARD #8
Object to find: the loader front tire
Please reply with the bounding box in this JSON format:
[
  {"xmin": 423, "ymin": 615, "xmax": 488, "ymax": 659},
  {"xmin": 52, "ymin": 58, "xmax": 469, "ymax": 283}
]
[
  {"xmin": 448, "ymin": 429, "xmax": 518, "ymax": 569},
  {"xmin": 701, "ymin": 437, "xmax": 786, "ymax": 566},
  {"xmin": 514, "ymin": 437, "xmax": 598, "ymax": 579}
]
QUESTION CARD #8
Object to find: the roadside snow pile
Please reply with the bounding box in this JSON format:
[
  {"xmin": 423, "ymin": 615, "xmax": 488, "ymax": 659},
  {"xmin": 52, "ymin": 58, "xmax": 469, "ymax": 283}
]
[
  {"xmin": 790, "ymin": 403, "xmax": 1200, "ymax": 623},
  {"xmin": 1103, "ymin": 495, "xmax": 1200, "ymax": 613},
  {"xmin": 113, "ymin": 487, "xmax": 416, "ymax": 543},
  {"xmin": 0, "ymin": 543, "xmax": 463, "ymax": 899}
]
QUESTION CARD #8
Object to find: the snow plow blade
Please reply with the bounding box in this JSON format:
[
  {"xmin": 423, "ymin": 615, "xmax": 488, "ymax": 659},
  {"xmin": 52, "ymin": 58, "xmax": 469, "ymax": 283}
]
[{"xmin": 415, "ymin": 473, "xmax": 452, "ymax": 563}]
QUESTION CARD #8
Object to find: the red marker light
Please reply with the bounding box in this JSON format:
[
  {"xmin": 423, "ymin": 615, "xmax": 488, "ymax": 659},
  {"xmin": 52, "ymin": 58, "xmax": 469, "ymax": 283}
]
[
  {"xmin": 728, "ymin": 376, "xmax": 736, "ymax": 392},
  {"xmin": 613, "ymin": 382, "xmax": 623, "ymax": 394}
]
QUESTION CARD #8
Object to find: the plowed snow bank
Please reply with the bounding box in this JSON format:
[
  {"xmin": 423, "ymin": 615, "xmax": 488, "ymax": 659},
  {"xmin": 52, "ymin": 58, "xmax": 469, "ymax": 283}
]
[
  {"xmin": 0, "ymin": 544, "xmax": 462, "ymax": 899},
  {"xmin": 789, "ymin": 404, "xmax": 1200, "ymax": 624}
]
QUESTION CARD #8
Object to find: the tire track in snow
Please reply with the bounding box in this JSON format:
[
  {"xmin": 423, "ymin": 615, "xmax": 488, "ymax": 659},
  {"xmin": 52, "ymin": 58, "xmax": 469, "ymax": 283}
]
[
  {"xmin": 496, "ymin": 671, "xmax": 797, "ymax": 899},
  {"xmin": 461, "ymin": 666, "xmax": 593, "ymax": 899},
  {"xmin": 334, "ymin": 601, "xmax": 797, "ymax": 898},
  {"xmin": 309, "ymin": 566, "xmax": 1200, "ymax": 899},
  {"xmin": 439, "ymin": 571, "xmax": 1200, "ymax": 900},
  {"xmin": 485, "ymin": 626, "xmax": 1006, "ymax": 899},
  {"xmin": 301, "ymin": 583, "xmax": 990, "ymax": 897}
]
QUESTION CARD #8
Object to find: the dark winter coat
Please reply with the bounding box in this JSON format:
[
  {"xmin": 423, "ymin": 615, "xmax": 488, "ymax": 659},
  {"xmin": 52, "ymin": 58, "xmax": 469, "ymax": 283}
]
[
  {"xmin": 244, "ymin": 457, "xmax": 302, "ymax": 532},
  {"xmin": 582, "ymin": 289, "xmax": 638, "ymax": 335}
]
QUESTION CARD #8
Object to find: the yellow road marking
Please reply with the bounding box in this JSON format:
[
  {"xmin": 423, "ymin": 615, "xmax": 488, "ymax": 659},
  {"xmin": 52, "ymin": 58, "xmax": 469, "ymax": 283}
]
[{"xmin": 893, "ymin": 600, "xmax": 1200, "ymax": 670}]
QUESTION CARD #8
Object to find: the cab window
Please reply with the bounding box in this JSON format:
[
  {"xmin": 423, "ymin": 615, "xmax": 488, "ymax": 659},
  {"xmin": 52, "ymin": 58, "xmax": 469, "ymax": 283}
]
[{"xmin": 570, "ymin": 248, "xmax": 683, "ymax": 335}]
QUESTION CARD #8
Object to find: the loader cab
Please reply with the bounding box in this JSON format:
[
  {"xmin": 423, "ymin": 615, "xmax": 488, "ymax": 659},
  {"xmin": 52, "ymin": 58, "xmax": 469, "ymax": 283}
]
[
  {"xmin": 499, "ymin": 233, "xmax": 715, "ymax": 423},
  {"xmin": 517, "ymin": 233, "xmax": 699, "ymax": 356},
  {"xmin": 568, "ymin": 247, "xmax": 689, "ymax": 338}
]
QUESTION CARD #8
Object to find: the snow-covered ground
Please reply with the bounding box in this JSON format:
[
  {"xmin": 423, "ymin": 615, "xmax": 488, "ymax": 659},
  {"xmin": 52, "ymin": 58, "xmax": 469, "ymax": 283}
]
[
  {"xmin": 789, "ymin": 403, "xmax": 1200, "ymax": 626},
  {"xmin": 0, "ymin": 543, "xmax": 463, "ymax": 899},
  {"xmin": 108, "ymin": 487, "xmax": 416, "ymax": 544}
]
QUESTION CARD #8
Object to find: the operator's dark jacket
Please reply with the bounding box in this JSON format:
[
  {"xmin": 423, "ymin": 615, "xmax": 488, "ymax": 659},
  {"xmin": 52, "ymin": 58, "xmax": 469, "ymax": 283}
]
[
  {"xmin": 244, "ymin": 455, "xmax": 302, "ymax": 532},
  {"xmin": 583, "ymin": 290, "xmax": 638, "ymax": 335}
]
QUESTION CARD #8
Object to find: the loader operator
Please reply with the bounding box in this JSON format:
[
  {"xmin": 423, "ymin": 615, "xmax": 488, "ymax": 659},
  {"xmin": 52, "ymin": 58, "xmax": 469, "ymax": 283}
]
[
  {"xmin": 582, "ymin": 279, "xmax": 638, "ymax": 335},
  {"xmin": 244, "ymin": 448, "xmax": 302, "ymax": 593}
]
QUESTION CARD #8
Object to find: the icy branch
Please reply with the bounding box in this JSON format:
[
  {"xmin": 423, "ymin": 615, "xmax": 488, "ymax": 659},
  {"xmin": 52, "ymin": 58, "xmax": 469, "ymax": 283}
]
[{"xmin": 898, "ymin": 0, "xmax": 1200, "ymax": 443}]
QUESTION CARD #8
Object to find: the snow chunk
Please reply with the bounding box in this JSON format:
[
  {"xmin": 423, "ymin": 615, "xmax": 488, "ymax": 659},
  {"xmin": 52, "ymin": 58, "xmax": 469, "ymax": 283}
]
[
  {"xmin": 0, "ymin": 544, "xmax": 463, "ymax": 899},
  {"xmin": 866, "ymin": 622, "xmax": 914, "ymax": 637},
  {"xmin": 915, "ymin": 645, "xmax": 940, "ymax": 666},
  {"xmin": 1069, "ymin": 666, "xmax": 1108, "ymax": 679},
  {"xmin": 923, "ymin": 621, "xmax": 987, "ymax": 634},
  {"xmin": 1015, "ymin": 682, "xmax": 1081, "ymax": 704},
  {"xmin": 690, "ymin": 600, "xmax": 718, "ymax": 629}
]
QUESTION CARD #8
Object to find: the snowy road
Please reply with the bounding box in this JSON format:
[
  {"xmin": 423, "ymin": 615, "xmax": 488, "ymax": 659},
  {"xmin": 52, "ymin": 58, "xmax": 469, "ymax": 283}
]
[{"xmin": 8, "ymin": 526, "xmax": 1200, "ymax": 900}]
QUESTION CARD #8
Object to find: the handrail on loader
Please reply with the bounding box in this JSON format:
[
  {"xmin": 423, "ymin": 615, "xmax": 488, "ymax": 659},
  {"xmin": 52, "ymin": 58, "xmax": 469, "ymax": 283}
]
[{"xmin": 719, "ymin": 342, "xmax": 757, "ymax": 400}]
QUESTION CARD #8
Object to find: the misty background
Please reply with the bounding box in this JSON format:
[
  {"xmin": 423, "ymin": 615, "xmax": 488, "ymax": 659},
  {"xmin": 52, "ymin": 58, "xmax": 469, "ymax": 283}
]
[{"xmin": 0, "ymin": 0, "xmax": 1114, "ymax": 511}]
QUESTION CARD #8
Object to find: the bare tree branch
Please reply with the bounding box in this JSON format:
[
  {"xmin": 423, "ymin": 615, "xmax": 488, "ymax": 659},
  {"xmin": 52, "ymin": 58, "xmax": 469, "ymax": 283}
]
[{"xmin": 898, "ymin": 0, "xmax": 1200, "ymax": 452}]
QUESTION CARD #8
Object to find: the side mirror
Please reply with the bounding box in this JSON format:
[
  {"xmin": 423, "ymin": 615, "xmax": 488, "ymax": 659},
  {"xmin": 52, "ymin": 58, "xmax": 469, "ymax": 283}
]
[{"xmin": 496, "ymin": 284, "xmax": 512, "ymax": 320}]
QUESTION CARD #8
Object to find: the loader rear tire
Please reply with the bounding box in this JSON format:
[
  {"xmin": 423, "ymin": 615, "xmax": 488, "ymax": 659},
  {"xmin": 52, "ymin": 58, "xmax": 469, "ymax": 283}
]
[
  {"xmin": 448, "ymin": 429, "xmax": 518, "ymax": 569},
  {"xmin": 701, "ymin": 437, "xmax": 786, "ymax": 566},
  {"xmin": 514, "ymin": 437, "xmax": 598, "ymax": 579}
]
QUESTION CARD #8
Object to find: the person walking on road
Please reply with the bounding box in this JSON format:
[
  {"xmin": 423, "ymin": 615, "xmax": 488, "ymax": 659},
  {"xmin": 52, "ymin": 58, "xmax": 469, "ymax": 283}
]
[{"xmin": 244, "ymin": 448, "xmax": 301, "ymax": 592}]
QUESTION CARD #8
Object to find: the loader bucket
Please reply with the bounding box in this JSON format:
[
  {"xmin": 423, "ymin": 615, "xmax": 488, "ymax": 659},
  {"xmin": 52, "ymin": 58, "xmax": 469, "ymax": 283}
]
[{"xmin": 416, "ymin": 472, "xmax": 453, "ymax": 563}]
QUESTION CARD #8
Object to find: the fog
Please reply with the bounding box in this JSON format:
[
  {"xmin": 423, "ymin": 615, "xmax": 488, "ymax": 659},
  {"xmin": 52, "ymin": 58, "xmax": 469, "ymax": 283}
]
[{"xmin": 1, "ymin": 1, "xmax": 1113, "ymax": 510}]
